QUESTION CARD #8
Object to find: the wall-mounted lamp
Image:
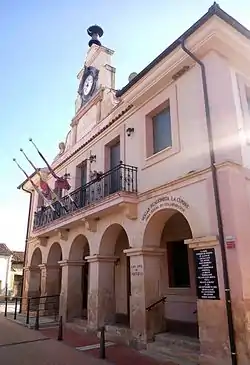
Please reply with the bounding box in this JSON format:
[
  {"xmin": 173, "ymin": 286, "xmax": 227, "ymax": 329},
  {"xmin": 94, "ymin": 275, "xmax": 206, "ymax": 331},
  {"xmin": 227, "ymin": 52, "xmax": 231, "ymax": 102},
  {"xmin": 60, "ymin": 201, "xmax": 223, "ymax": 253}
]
[
  {"xmin": 89, "ymin": 153, "xmax": 96, "ymax": 163},
  {"xmin": 126, "ymin": 127, "xmax": 134, "ymax": 137},
  {"xmin": 64, "ymin": 172, "xmax": 71, "ymax": 179}
]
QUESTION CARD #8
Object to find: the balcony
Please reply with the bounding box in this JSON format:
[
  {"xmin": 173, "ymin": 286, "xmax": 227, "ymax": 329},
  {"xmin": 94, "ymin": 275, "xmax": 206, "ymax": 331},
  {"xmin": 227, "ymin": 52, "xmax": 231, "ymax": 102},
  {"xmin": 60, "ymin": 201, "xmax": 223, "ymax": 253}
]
[{"xmin": 33, "ymin": 163, "xmax": 138, "ymax": 231}]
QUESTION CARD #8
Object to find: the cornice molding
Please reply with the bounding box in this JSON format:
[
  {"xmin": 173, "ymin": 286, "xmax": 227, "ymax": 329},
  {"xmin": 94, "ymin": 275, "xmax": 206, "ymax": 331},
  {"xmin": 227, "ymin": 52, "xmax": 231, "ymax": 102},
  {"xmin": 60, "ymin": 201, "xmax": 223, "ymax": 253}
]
[{"xmin": 138, "ymin": 160, "xmax": 243, "ymax": 202}]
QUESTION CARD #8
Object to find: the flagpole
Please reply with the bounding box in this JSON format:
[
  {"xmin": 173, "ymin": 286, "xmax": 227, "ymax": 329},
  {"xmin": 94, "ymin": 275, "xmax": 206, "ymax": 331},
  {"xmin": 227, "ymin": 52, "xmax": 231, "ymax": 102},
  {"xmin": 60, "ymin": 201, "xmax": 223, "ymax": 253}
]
[
  {"xmin": 29, "ymin": 138, "xmax": 77, "ymax": 209},
  {"xmin": 29, "ymin": 138, "xmax": 58, "ymax": 179},
  {"xmin": 13, "ymin": 158, "xmax": 57, "ymax": 214},
  {"xmin": 20, "ymin": 148, "xmax": 69, "ymax": 213}
]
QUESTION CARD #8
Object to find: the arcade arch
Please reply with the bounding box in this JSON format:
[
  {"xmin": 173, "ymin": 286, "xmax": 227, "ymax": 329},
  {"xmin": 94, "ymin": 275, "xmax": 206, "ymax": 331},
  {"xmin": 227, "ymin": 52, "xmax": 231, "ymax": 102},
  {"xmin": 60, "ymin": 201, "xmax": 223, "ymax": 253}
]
[
  {"xmin": 69, "ymin": 234, "xmax": 90, "ymax": 319},
  {"xmin": 28, "ymin": 247, "xmax": 42, "ymax": 297},
  {"xmin": 143, "ymin": 208, "xmax": 198, "ymax": 337},
  {"xmin": 46, "ymin": 242, "xmax": 62, "ymax": 296},
  {"xmin": 99, "ymin": 224, "xmax": 130, "ymax": 326}
]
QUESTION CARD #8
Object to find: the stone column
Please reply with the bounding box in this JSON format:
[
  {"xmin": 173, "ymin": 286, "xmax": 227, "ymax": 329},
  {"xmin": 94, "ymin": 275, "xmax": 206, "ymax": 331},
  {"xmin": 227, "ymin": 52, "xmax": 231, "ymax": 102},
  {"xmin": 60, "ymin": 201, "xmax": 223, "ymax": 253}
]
[
  {"xmin": 24, "ymin": 266, "xmax": 41, "ymax": 297},
  {"xmin": 39, "ymin": 264, "xmax": 61, "ymax": 296},
  {"xmin": 59, "ymin": 260, "xmax": 85, "ymax": 321},
  {"xmin": 185, "ymin": 236, "xmax": 230, "ymax": 365},
  {"xmin": 86, "ymin": 255, "xmax": 118, "ymax": 330},
  {"xmin": 124, "ymin": 247, "xmax": 165, "ymax": 345},
  {"xmin": 21, "ymin": 266, "xmax": 40, "ymax": 312}
]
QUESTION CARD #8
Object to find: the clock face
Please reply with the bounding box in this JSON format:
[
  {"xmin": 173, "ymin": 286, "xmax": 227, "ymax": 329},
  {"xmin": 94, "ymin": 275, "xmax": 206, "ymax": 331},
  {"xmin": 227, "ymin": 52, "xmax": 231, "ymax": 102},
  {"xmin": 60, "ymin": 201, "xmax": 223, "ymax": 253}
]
[{"xmin": 83, "ymin": 74, "xmax": 94, "ymax": 96}]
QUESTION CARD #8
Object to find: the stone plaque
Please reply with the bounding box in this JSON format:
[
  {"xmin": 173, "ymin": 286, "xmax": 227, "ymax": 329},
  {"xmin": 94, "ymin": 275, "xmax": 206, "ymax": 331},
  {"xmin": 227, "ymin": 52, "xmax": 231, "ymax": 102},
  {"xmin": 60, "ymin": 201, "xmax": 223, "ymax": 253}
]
[{"xmin": 195, "ymin": 248, "xmax": 220, "ymax": 300}]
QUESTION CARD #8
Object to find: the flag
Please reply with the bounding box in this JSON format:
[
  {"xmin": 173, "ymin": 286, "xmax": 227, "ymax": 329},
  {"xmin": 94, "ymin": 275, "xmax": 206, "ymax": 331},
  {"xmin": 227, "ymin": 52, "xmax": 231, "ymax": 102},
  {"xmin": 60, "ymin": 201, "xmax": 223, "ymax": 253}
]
[
  {"xmin": 55, "ymin": 177, "xmax": 71, "ymax": 190},
  {"xmin": 13, "ymin": 158, "xmax": 57, "ymax": 214},
  {"xmin": 20, "ymin": 148, "xmax": 68, "ymax": 212},
  {"xmin": 29, "ymin": 138, "xmax": 71, "ymax": 190},
  {"xmin": 29, "ymin": 138, "xmax": 77, "ymax": 208},
  {"xmin": 39, "ymin": 178, "xmax": 52, "ymax": 200}
]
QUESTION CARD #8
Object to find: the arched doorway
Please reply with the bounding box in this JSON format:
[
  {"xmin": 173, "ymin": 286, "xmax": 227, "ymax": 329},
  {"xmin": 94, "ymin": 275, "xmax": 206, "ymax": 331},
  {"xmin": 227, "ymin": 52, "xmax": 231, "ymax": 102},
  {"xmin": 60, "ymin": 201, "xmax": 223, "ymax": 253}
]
[
  {"xmin": 69, "ymin": 235, "xmax": 90, "ymax": 319},
  {"xmin": 99, "ymin": 224, "xmax": 131, "ymax": 326},
  {"xmin": 46, "ymin": 242, "xmax": 62, "ymax": 296},
  {"xmin": 143, "ymin": 209, "xmax": 198, "ymax": 337},
  {"xmin": 29, "ymin": 247, "xmax": 42, "ymax": 297}
]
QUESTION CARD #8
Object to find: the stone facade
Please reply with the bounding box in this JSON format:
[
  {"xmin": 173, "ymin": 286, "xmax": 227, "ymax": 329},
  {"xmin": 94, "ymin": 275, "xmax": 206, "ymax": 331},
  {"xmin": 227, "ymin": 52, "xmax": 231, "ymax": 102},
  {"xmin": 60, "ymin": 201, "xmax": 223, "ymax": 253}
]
[{"xmin": 19, "ymin": 4, "xmax": 250, "ymax": 365}]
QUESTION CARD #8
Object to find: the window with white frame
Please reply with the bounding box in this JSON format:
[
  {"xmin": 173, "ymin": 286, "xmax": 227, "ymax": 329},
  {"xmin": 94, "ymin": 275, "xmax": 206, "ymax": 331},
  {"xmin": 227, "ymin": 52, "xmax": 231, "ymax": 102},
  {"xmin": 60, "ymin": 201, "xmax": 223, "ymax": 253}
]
[
  {"xmin": 152, "ymin": 106, "xmax": 172, "ymax": 154},
  {"xmin": 146, "ymin": 100, "xmax": 173, "ymax": 158},
  {"xmin": 246, "ymin": 86, "xmax": 250, "ymax": 113}
]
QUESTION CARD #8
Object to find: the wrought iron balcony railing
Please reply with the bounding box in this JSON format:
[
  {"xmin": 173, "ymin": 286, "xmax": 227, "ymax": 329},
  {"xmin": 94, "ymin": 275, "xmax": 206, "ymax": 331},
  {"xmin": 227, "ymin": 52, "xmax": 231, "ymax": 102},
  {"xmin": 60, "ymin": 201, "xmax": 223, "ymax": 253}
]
[{"xmin": 33, "ymin": 163, "xmax": 138, "ymax": 230}]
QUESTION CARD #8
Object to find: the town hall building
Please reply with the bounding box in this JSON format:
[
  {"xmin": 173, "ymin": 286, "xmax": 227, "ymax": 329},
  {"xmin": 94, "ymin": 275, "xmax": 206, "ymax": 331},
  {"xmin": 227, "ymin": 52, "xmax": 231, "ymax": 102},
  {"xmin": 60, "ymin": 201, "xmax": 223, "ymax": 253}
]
[{"xmin": 19, "ymin": 3, "xmax": 250, "ymax": 365}]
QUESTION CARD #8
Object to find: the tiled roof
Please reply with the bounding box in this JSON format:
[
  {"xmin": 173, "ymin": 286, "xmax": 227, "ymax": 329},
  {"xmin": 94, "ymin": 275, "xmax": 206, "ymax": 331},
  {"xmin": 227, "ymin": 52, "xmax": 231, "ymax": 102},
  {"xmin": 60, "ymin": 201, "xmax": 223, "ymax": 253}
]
[
  {"xmin": 0, "ymin": 245, "xmax": 25, "ymax": 261},
  {"xmin": 0, "ymin": 243, "xmax": 12, "ymax": 256},
  {"xmin": 12, "ymin": 251, "xmax": 25, "ymax": 263}
]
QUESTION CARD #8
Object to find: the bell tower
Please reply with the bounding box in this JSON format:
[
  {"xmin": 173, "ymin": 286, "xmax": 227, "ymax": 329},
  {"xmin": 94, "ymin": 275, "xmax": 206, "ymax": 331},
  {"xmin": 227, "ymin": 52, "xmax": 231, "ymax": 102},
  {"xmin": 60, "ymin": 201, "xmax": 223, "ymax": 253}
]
[
  {"xmin": 54, "ymin": 25, "xmax": 119, "ymax": 161},
  {"xmin": 74, "ymin": 25, "xmax": 116, "ymax": 116}
]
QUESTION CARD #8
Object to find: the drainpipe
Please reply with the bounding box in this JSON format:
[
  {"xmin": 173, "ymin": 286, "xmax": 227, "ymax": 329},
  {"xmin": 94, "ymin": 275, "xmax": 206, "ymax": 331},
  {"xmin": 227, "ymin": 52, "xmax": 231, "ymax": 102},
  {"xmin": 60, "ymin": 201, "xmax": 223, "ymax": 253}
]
[
  {"xmin": 180, "ymin": 40, "xmax": 237, "ymax": 365},
  {"xmin": 19, "ymin": 187, "xmax": 32, "ymax": 303}
]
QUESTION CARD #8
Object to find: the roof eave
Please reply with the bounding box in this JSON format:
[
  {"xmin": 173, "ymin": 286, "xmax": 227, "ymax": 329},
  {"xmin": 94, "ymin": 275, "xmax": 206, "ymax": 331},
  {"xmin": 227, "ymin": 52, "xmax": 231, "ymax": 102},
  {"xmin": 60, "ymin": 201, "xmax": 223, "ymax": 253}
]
[
  {"xmin": 116, "ymin": 3, "xmax": 250, "ymax": 98},
  {"xmin": 17, "ymin": 170, "xmax": 37, "ymax": 191}
]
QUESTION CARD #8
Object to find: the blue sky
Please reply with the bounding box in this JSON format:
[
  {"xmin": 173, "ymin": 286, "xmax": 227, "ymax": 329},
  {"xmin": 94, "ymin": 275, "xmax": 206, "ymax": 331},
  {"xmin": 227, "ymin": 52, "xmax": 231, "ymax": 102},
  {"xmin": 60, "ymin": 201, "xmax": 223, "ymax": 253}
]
[{"xmin": 0, "ymin": 0, "xmax": 249, "ymax": 250}]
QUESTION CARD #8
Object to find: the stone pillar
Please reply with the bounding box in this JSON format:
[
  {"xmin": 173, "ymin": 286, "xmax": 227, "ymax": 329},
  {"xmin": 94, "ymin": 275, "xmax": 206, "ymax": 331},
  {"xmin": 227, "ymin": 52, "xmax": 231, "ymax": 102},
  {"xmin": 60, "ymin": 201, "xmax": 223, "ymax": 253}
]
[
  {"xmin": 21, "ymin": 266, "xmax": 39, "ymax": 312},
  {"xmin": 24, "ymin": 266, "xmax": 41, "ymax": 297},
  {"xmin": 124, "ymin": 247, "xmax": 165, "ymax": 345},
  {"xmin": 59, "ymin": 260, "xmax": 85, "ymax": 321},
  {"xmin": 39, "ymin": 264, "xmax": 61, "ymax": 296},
  {"xmin": 185, "ymin": 236, "xmax": 230, "ymax": 365},
  {"xmin": 21, "ymin": 266, "xmax": 41, "ymax": 312},
  {"xmin": 86, "ymin": 255, "xmax": 118, "ymax": 330}
]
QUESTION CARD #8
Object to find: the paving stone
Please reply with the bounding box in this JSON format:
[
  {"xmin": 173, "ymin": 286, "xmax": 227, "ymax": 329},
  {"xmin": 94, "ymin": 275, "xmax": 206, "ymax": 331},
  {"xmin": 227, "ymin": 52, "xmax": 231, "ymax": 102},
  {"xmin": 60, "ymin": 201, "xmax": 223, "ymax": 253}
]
[
  {"xmin": 0, "ymin": 315, "xmax": 108, "ymax": 365},
  {"xmin": 41, "ymin": 325, "xmax": 179, "ymax": 365}
]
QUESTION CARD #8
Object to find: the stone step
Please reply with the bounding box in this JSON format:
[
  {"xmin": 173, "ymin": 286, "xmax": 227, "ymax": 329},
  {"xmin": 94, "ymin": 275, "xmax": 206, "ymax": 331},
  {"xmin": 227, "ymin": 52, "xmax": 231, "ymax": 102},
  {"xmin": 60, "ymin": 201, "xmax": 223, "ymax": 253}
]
[
  {"xmin": 28, "ymin": 320, "xmax": 59, "ymax": 329},
  {"xmin": 141, "ymin": 332, "xmax": 200, "ymax": 365},
  {"xmin": 66, "ymin": 319, "xmax": 89, "ymax": 334},
  {"xmin": 147, "ymin": 342, "xmax": 199, "ymax": 362},
  {"xmin": 140, "ymin": 348, "xmax": 199, "ymax": 365},
  {"xmin": 154, "ymin": 332, "xmax": 200, "ymax": 352},
  {"xmin": 102, "ymin": 324, "xmax": 132, "ymax": 346}
]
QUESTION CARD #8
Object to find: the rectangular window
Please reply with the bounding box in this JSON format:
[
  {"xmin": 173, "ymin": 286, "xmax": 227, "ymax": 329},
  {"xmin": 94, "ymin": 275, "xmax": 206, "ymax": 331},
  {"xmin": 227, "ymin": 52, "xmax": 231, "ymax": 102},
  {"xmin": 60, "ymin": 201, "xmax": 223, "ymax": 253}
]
[
  {"xmin": 76, "ymin": 161, "xmax": 87, "ymax": 188},
  {"xmin": 246, "ymin": 87, "xmax": 250, "ymax": 113},
  {"xmin": 167, "ymin": 240, "xmax": 190, "ymax": 288},
  {"xmin": 152, "ymin": 106, "xmax": 172, "ymax": 154},
  {"xmin": 109, "ymin": 140, "xmax": 120, "ymax": 193}
]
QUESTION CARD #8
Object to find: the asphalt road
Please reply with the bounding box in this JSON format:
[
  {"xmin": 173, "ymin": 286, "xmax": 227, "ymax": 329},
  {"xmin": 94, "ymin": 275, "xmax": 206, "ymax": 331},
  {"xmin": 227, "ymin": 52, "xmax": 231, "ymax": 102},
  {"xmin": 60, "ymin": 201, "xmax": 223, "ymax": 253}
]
[{"xmin": 0, "ymin": 315, "xmax": 109, "ymax": 365}]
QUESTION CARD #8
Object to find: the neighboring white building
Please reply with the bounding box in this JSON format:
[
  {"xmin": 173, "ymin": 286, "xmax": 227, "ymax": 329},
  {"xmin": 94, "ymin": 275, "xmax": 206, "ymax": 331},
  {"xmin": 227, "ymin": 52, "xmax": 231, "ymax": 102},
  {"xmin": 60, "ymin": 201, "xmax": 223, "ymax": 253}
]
[
  {"xmin": 0, "ymin": 244, "xmax": 12, "ymax": 296},
  {"xmin": 0, "ymin": 244, "xmax": 24, "ymax": 298}
]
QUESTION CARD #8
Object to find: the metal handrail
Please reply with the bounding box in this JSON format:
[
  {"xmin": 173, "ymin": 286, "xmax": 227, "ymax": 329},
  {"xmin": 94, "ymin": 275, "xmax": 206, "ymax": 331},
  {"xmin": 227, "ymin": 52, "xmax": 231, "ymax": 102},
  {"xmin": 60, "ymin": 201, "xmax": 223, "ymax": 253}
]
[
  {"xmin": 4, "ymin": 294, "xmax": 60, "ymax": 324},
  {"xmin": 33, "ymin": 162, "xmax": 138, "ymax": 230},
  {"xmin": 146, "ymin": 296, "xmax": 167, "ymax": 311}
]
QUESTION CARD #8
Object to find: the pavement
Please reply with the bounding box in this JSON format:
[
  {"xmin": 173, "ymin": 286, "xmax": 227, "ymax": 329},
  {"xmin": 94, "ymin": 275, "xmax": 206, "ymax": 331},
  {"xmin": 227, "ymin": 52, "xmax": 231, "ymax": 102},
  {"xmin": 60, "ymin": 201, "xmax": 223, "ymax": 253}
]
[
  {"xmin": 40, "ymin": 326, "xmax": 178, "ymax": 365},
  {"xmin": 0, "ymin": 312, "xmax": 178, "ymax": 365},
  {"xmin": 0, "ymin": 302, "xmax": 58, "ymax": 328},
  {"xmin": 0, "ymin": 315, "xmax": 109, "ymax": 365}
]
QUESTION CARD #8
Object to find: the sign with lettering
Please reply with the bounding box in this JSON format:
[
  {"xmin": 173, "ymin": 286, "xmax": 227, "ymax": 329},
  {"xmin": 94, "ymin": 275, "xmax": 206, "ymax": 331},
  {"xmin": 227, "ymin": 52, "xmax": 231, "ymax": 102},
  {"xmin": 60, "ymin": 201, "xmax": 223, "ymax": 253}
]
[
  {"xmin": 141, "ymin": 195, "xmax": 189, "ymax": 222},
  {"xmin": 130, "ymin": 264, "xmax": 143, "ymax": 276},
  {"xmin": 195, "ymin": 248, "xmax": 220, "ymax": 300}
]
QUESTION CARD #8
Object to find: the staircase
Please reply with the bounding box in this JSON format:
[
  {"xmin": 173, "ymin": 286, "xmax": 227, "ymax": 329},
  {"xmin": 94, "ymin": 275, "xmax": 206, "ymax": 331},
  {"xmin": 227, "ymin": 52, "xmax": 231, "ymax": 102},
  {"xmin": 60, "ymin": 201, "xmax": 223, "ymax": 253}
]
[{"xmin": 140, "ymin": 332, "xmax": 200, "ymax": 365}]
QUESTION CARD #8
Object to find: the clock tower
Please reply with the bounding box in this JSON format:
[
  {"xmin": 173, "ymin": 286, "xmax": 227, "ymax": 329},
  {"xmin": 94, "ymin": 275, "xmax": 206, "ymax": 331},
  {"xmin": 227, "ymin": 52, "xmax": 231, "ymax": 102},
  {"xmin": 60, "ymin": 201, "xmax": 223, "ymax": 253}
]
[{"xmin": 70, "ymin": 25, "xmax": 118, "ymax": 145}]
